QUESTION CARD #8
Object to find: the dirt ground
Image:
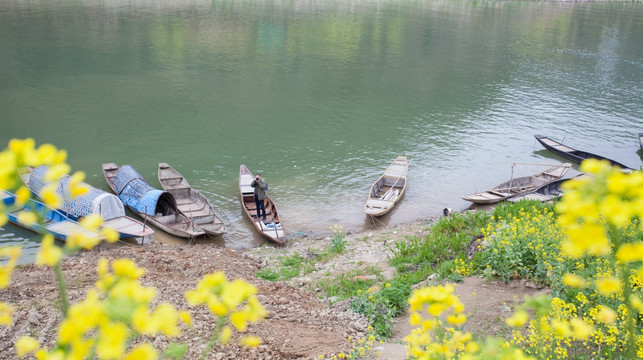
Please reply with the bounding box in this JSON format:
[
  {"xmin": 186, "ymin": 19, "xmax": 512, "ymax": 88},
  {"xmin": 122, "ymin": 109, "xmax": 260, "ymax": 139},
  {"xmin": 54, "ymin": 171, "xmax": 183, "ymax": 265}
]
[{"xmin": 1, "ymin": 220, "xmax": 549, "ymax": 359}]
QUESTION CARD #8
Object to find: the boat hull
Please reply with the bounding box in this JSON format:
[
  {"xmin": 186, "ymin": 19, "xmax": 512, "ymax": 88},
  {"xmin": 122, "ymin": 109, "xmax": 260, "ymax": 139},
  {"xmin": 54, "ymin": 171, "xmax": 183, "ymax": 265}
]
[
  {"xmin": 1, "ymin": 190, "xmax": 100, "ymax": 242},
  {"xmin": 535, "ymin": 135, "xmax": 632, "ymax": 170},
  {"xmin": 158, "ymin": 163, "xmax": 226, "ymax": 237},
  {"xmin": 364, "ymin": 156, "xmax": 408, "ymax": 217},
  {"xmin": 239, "ymin": 165, "xmax": 286, "ymax": 244},
  {"xmin": 19, "ymin": 166, "xmax": 154, "ymax": 239},
  {"xmin": 462, "ymin": 164, "xmax": 571, "ymax": 205},
  {"xmin": 102, "ymin": 163, "xmax": 205, "ymax": 239}
]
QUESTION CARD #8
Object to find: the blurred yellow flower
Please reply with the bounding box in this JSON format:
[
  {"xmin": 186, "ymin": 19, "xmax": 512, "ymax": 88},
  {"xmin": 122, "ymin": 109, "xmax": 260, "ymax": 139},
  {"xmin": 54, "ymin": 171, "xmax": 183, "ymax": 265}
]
[
  {"xmin": 0, "ymin": 302, "xmax": 15, "ymax": 326},
  {"xmin": 562, "ymin": 273, "xmax": 586, "ymax": 288},
  {"xmin": 595, "ymin": 277, "xmax": 622, "ymax": 296},
  {"xmin": 35, "ymin": 234, "xmax": 62, "ymax": 266},
  {"xmin": 220, "ymin": 325, "xmax": 232, "ymax": 345},
  {"xmin": 16, "ymin": 336, "xmax": 39, "ymax": 357},
  {"xmin": 16, "ymin": 211, "xmax": 37, "ymax": 226},
  {"xmin": 240, "ymin": 336, "xmax": 261, "ymax": 347},
  {"xmin": 506, "ymin": 310, "xmax": 528, "ymax": 328},
  {"xmin": 615, "ymin": 243, "xmax": 643, "ymax": 263},
  {"xmin": 124, "ymin": 343, "xmax": 157, "ymax": 360}
]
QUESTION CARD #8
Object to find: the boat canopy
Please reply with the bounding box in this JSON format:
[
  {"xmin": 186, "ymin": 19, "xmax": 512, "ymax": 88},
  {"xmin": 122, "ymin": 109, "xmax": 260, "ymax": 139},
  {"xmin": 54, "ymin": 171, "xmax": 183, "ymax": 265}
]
[
  {"xmin": 29, "ymin": 166, "xmax": 125, "ymax": 220},
  {"xmin": 114, "ymin": 165, "xmax": 177, "ymax": 216}
]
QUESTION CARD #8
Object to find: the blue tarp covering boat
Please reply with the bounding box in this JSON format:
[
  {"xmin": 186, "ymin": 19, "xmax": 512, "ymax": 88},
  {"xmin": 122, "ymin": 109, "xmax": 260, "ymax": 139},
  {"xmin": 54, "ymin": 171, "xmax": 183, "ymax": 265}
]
[
  {"xmin": 113, "ymin": 165, "xmax": 177, "ymax": 216},
  {"xmin": 102, "ymin": 163, "xmax": 204, "ymax": 238}
]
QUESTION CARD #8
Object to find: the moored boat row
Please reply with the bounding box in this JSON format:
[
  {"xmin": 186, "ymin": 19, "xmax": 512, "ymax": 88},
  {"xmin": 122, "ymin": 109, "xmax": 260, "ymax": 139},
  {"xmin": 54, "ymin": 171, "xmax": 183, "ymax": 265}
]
[
  {"xmin": 2, "ymin": 133, "xmax": 638, "ymax": 246},
  {"xmin": 462, "ymin": 133, "xmax": 638, "ymax": 206}
]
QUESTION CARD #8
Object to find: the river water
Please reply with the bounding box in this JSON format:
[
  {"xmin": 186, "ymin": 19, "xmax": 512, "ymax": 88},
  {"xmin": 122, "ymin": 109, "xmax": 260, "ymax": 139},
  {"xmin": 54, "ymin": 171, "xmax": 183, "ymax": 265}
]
[{"xmin": 1, "ymin": 0, "xmax": 642, "ymax": 261}]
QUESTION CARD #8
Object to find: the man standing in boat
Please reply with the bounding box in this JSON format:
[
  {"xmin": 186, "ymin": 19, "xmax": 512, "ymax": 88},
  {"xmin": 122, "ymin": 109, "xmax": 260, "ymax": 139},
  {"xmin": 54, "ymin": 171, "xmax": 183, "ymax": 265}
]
[{"xmin": 251, "ymin": 174, "xmax": 268, "ymax": 221}]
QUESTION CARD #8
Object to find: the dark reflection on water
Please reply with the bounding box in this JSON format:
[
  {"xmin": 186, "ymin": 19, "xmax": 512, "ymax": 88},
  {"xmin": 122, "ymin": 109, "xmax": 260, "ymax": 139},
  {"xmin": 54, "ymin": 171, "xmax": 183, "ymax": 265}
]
[{"xmin": 1, "ymin": 1, "xmax": 642, "ymax": 259}]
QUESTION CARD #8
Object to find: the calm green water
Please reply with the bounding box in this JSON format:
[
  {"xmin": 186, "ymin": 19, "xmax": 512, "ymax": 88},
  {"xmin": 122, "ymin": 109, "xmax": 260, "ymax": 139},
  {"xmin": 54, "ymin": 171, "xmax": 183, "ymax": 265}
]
[{"xmin": 2, "ymin": 0, "xmax": 642, "ymax": 261}]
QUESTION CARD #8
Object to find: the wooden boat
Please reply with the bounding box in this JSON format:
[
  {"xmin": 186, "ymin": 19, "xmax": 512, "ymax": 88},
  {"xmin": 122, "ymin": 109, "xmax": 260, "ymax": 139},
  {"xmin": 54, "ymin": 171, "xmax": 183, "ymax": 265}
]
[
  {"xmin": 102, "ymin": 163, "xmax": 205, "ymax": 238},
  {"xmin": 508, "ymin": 177, "xmax": 571, "ymax": 203},
  {"xmin": 238, "ymin": 165, "xmax": 285, "ymax": 244},
  {"xmin": 639, "ymin": 133, "xmax": 643, "ymax": 152},
  {"xmin": 535, "ymin": 135, "xmax": 633, "ymax": 171},
  {"xmin": 462, "ymin": 163, "xmax": 571, "ymax": 204},
  {"xmin": 20, "ymin": 166, "xmax": 154, "ymax": 239},
  {"xmin": 1, "ymin": 190, "xmax": 100, "ymax": 241},
  {"xmin": 364, "ymin": 156, "xmax": 409, "ymax": 216},
  {"xmin": 158, "ymin": 163, "xmax": 226, "ymax": 236}
]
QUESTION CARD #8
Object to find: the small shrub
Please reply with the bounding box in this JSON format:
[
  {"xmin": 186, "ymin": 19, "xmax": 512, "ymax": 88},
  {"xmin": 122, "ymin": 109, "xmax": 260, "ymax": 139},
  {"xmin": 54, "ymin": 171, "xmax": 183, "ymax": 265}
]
[{"xmin": 256, "ymin": 268, "xmax": 279, "ymax": 281}]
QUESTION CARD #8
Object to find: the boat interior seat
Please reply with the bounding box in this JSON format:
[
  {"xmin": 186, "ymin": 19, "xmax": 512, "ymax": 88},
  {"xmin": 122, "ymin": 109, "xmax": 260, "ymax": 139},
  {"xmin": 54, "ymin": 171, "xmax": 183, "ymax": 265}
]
[
  {"xmin": 248, "ymin": 209, "xmax": 272, "ymax": 217},
  {"xmin": 366, "ymin": 199, "xmax": 391, "ymax": 209}
]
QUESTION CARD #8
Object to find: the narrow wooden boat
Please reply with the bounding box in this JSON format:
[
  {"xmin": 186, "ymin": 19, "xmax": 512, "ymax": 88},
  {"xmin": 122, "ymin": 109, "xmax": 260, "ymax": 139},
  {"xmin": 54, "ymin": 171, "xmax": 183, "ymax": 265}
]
[
  {"xmin": 508, "ymin": 177, "xmax": 570, "ymax": 203},
  {"xmin": 20, "ymin": 166, "xmax": 154, "ymax": 239},
  {"xmin": 535, "ymin": 135, "xmax": 633, "ymax": 171},
  {"xmin": 239, "ymin": 165, "xmax": 285, "ymax": 244},
  {"xmin": 158, "ymin": 163, "xmax": 226, "ymax": 236},
  {"xmin": 364, "ymin": 156, "xmax": 409, "ymax": 216},
  {"xmin": 1, "ymin": 190, "xmax": 100, "ymax": 241},
  {"xmin": 639, "ymin": 133, "xmax": 643, "ymax": 152},
  {"xmin": 462, "ymin": 163, "xmax": 571, "ymax": 204},
  {"xmin": 102, "ymin": 163, "xmax": 205, "ymax": 238}
]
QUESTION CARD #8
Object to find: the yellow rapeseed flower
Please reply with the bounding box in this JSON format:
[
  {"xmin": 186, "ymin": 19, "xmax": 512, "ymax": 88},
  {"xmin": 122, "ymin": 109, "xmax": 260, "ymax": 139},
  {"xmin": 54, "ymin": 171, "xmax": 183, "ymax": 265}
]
[
  {"xmin": 562, "ymin": 273, "xmax": 586, "ymax": 288},
  {"xmin": 0, "ymin": 246, "xmax": 21, "ymax": 288},
  {"xmin": 179, "ymin": 310, "xmax": 192, "ymax": 327},
  {"xmin": 570, "ymin": 318, "xmax": 594, "ymax": 340},
  {"xmin": 40, "ymin": 183, "xmax": 62, "ymax": 209},
  {"xmin": 79, "ymin": 214, "xmax": 102, "ymax": 231},
  {"xmin": 35, "ymin": 234, "xmax": 62, "ymax": 266},
  {"xmin": 595, "ymin": 277, "xmax": 622, "ymax": 296},
  {"xmin": 16, "ymin": 336, "xmax": 39, "ymax": 357},
  {"xmin": 17, "ymin": 211, "xmax": 37, "ymax": 226},
  {"xmin": 124, "ymin": 343, "xmax": 157, "ymax": 360},
  {"xmin": 66, "ymin": 232, "xmax": 100, "ymax": 250},
  {"xmin": 44, "ymin": 163, "xmax": 71, "ymax": 182},
  {"xmin": 447, "ymin": 313, "xmax": 467, "ymax": 326},
  {"xmin": 101, "ymin": 227, "xmax": 120, "ymax": 243},
  {"xmin": 597, "ymin": 306, "xmax": 617, "ymax": 324},
  {"xmin": 0, "ymin": 302, "xmax": 15, "ymax": 326},
  {"xmin": 220, "ymin": 325, "xmax": 232, "ymax": 345},
  {"xmin": 506, "ymin": 310, "xmax": 528, "ymax": 328},
  {"xmin": 15, "ymin": 186, "xmax": 30, "ymax": 206},
  {"xmin": 615, "ymin": 243, "xmax": 643, "ymax": 263},
  {"xmin": 96, "ymin": 322, "xmax": 129, "ymax": 359},
  {"xmin": 240, "ymin": 335, "xmax": 261, "ymax": 347},
  {"xmin": 112, "ymin": 258, "xmax": 146, "ymax": 279}
]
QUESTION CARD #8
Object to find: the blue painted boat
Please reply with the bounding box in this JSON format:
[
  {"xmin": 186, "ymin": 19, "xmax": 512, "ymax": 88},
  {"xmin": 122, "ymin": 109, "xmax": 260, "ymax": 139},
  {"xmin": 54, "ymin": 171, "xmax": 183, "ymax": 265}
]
[
  {"xmin": 102, "ymin": 163, "xmax": 205, "ymax": 238},
  {"xmin": 1, "ymin": 190, "xmax": 99, "ymax": 241},
  {"xmin": 20, "ymin": 166, "xmax": 154, "ymax": 239}
]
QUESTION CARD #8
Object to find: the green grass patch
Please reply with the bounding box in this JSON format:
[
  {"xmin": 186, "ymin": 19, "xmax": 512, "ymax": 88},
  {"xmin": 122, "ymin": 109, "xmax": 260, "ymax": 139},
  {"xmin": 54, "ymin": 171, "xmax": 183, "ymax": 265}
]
[
  {"xmin": 312, "ymin": 267, "xmax": 382, "ymax": 301},
  {"xmin": 256, "ymin": 253, "xmax": 314, "ymax": 281},
  {"xmin": 390, "ymin": 210, "xmax": 490, "ymax": 282},
  {"xmin": 350, "ymin": 278, "xmax": 411, "ymax": 338}
]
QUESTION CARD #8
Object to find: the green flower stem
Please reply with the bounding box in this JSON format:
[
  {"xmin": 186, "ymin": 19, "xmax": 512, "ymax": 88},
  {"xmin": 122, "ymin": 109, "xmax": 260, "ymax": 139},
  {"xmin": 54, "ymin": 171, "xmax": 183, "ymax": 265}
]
[
  {"xmin": 199, "ymin": 316, "xmax": 226, "ymax": 360},
  {"xmin": 620, "ymin": 266, "xmax": 636, "ymax": 359},
  {"xmin": 610, "ymin": 227, "xmax": 636, "ymax": 359},
  {"xmin": 53, "ymin": 262, "xmax": 69, "ymax": 315}
]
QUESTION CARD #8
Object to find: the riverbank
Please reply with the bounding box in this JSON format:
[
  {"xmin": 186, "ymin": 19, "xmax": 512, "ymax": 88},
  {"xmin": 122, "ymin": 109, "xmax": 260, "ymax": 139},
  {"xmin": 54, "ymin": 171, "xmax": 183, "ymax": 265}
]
[{"xmin": 0, "ymin": 217, "xmax": 547, "ymax": 359}]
